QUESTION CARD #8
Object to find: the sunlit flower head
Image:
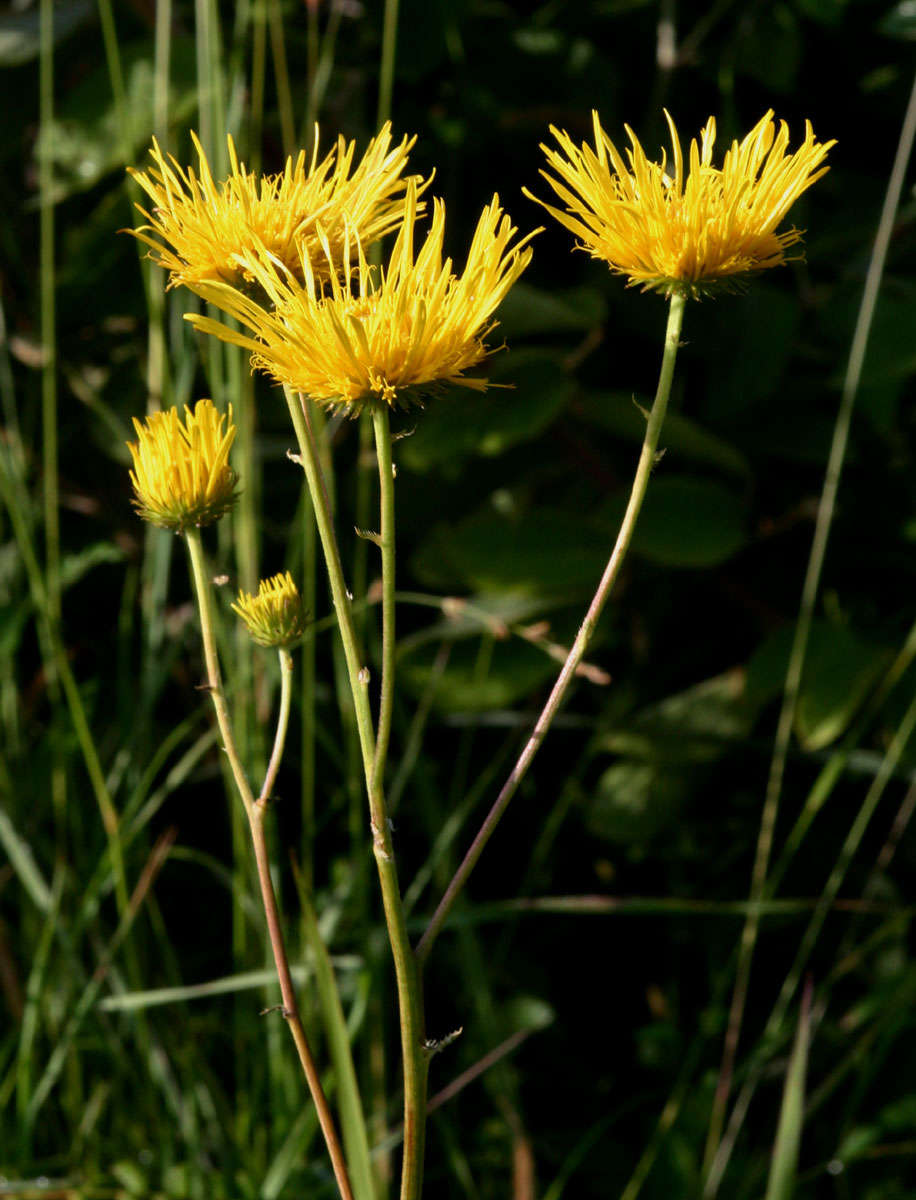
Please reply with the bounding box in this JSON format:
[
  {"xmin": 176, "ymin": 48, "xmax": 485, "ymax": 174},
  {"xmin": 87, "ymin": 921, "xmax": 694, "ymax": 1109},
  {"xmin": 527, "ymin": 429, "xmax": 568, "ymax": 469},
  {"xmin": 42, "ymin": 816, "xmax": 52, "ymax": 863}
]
[
  {"xmin": 184, "ymin": 181, "xmax": 539, "ymax": 414},
  {"xmin": 128, "ymin": 399, "xmax": 239, "ymax": 532},
  {"xmin": 126, "ymin": 123, "xmax": 426, "ymax": 297},
  {"xmin": 232, "ymin": 572, "xmax": 306, "ymax": 648},
  {"xmin": 526, "ymin": 110, "xmax": 834, "ymax": 297}
]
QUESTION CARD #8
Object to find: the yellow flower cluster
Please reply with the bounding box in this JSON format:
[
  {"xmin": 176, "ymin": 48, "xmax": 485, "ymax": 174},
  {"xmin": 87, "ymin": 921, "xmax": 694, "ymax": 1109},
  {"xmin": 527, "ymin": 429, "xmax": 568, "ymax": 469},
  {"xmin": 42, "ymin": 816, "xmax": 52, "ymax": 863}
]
[
  {"xmin": 527, "ymin": 110, "xmax": 834, "ymax": 296},
  {"xmin": 186, "ymin": 181, "xmax": 538, "ymax": 412},
  {"xmin": 127, "ymin": 124, "xmax": 426, "ymax": 295},
  {"xmin": 123, "ymin": 112, "xmax": 832, "ymax": 528},
  {"xmin": 232, "ymin": 573, "xmax": 306, "ymax": 648},
  {"xmin": 127, "ymin": 399, "xmax": 238, "ymax": 532}
]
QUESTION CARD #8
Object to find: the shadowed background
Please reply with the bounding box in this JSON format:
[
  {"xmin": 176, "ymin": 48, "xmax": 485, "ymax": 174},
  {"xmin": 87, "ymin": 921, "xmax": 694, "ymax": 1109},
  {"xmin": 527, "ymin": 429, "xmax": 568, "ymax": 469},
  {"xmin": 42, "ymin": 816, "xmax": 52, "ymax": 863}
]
[{"xmin": 3, "ymin": 1, "xmax": 916, "ymax": 1197}]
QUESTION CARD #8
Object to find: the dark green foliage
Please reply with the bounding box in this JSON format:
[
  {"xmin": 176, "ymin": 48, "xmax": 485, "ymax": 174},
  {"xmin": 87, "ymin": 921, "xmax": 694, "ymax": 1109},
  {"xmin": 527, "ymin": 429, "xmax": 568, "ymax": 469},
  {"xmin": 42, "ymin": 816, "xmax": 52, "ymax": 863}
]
[{"xmin": 4, "ymin": 2, "xmax": 916, "ymax": 1198}]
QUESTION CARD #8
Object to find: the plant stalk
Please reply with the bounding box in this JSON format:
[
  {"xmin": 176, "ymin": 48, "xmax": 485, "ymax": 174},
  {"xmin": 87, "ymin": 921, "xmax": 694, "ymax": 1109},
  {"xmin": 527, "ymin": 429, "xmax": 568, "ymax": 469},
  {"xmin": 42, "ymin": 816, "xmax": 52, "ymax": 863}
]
[
  {"xmin": 184, "ymin": 527, "xmax": 354, "ymax": 1200},
  {"xmin": 260, "ymin": 648, "xmax": 293, "ymax": 802},
  {"xmin": 377, "ymin": 0, "xmax": 401, "ymax": 128},
  {"xmin": 39, "ymin": 0, "xmax": 58, "ymax": 631},
  {"xmin": 416, "ymin": 290, "xmax": 687, "ymax": 967},
  {"xmin": 283, "ymin": 389, "xmax": 427, "ymax": 1200},
  {"xmin": 372, "ymin": 407, "xmax": 396, "ymax": 788}
]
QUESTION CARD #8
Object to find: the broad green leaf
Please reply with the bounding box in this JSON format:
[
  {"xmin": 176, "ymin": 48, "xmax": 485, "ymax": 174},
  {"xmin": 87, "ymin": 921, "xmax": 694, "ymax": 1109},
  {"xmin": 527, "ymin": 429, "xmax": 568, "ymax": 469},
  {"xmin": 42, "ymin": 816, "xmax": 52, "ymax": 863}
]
[
  {"xmin": 880, "ymin": 1, "xmax": 916, "ymax": 39},
  {"xmin": 697, "ymin": 285, "xmax": 801, "ymax": 418},
  {"xmin": 496, "ymin": 282, "xmax": 607, "ymax": 339},
  {"xmin": 399, "ymin": 349, "xmax": 574, "ymax": 471},
  {"xmin": 512, "ymin": 27, "xmax": 565, "ymax": 54},
  {"xmin": 411, "ymin": 506, "xmax": 615, "ymax": 597},
  {"xmin": 746, "ymin": 621, "xmax": 890, "ymax": 751},
  {"xmin": 502, "ymin": 995, "xmax": 555, "ymax": 1034},
  {"xmin": 577, "ymin": 390, "xmax": 751, "ymax": 478},
  {"xmin": 795, "ymin": 0, "xmax": 848, "ymax": 24},
  {"xmin": 34, "ymin": 41, "xmax": 198, "ymax": 204},
  {"xmin": 734, "ymin": 4, "xmax": 801, "ymax": 91},
  {"xmin": 628, "ymin": 476, "xmax": 747, "ymax": 567},
  {"xmin": 850, "ymin": 294, "xmax": 916, "ymax": 384},
  {"xmin": 597, "ymin": 670, "xmax": 754, "ymax": 763},
  {"xmin": 0, "ymin": 0, "xmax": 91, "ymax": 66},
  {"xmin": 836, "ymin": 1125, "xmax": 880, "ymax": 1161},
  {"xmin": 400, "ymin": 636, "xmax": 558, "ymax": 712},
  {"xmin": 111, "ymin": 1161, "xmax": 148, "ymax": 1195},
  {"xmin": 586, "ymin": 761, "xmax": 686, "ymax": 846},
  {"xmin": 61, "ymin": 542, "xmax": 124, "ymax": 591}
]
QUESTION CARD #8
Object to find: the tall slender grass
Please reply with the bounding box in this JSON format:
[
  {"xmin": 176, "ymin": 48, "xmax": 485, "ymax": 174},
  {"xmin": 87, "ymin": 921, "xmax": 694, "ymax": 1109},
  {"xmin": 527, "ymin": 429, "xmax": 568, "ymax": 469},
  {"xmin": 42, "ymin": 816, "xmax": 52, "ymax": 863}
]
[{"xmin": 4, "ymin": 5, "xmax": 916, "ymax": 1199}]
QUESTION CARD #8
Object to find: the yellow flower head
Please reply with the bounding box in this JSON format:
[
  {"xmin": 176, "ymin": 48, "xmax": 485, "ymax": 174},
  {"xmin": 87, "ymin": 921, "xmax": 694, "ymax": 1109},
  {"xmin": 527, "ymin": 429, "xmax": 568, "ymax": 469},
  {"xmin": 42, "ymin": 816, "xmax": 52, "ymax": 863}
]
[
  {"xmin": 126, "ymin": 123, "xmax": 426, "ymax": 298},
  {"xmin": 127, "ymin": 399, "xmax": 239, "ymax": 532},
  {"xmin": 232, "ymin": 572, "xmax": 306, "ymax": 648},
  {"xmin": 184, "ymin": 180, "xmax": 539, "ymax": 414},
  {"xmin": 526, "ymin": 110, "xmax": 835, "ymax": 297}
]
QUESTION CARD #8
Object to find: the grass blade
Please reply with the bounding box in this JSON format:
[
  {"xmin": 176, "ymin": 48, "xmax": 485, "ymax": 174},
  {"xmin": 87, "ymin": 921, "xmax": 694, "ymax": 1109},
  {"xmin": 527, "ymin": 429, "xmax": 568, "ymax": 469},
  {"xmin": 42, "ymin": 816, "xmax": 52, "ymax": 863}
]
[
  {"xmin": 764, "ymin": 978, "xmax": 813, "ymax": 1200},
  {"xmin": 295, "ymin": 869, "xmax": 377, "ymax": 1200}
]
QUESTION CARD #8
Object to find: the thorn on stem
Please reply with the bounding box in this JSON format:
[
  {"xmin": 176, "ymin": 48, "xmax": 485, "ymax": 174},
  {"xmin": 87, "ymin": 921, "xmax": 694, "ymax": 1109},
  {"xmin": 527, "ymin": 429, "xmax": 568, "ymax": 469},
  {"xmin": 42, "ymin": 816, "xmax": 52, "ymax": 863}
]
[
  {"xmin": 260, "ymin": 1004, "xmax": 293, "ymax": 1019},
  {"xmin": 423, "ymin": 1027, "xmax": 464, "ymax": 1059},
  {"xmin": 355, "ymin": 526, "xmax": 383, "ymax": 547},
  {"xmin": 632, "ymin": 395, "xmax": 650, "ymax": 420}
]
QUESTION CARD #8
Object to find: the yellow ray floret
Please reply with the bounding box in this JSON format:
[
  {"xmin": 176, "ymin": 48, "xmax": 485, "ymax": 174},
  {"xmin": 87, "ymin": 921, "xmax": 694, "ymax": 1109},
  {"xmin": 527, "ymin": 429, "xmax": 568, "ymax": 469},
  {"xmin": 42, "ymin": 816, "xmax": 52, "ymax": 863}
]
[
  {"xmin": 126, "ymin": 123, "xmax": 426, "ymax": 296},
  {"xmin": 128, "ymin": 399, "xmax": 239, "ymax": 532},
  {"xmin": 232, "ymin": 572, "xmax": 306, "ymax": 648},
  {"xmin": 526, "ymin": 110, "xmax": 835, "ymax": 296},
  {"xmin": 184, "ymin": 181, "xmax": 539, "ymax": 413}
]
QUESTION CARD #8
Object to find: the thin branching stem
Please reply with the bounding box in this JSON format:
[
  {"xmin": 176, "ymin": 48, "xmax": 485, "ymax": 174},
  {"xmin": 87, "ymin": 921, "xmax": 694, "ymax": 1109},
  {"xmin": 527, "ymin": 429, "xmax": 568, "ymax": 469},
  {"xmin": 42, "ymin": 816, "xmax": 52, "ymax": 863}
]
[
  {"xmin": 184, "ymin": 527, "xmax": 354, "ymax": 1200},
  {"xmin": 260, "ymin": 648, "xmax": 294, "ymax": 802},
  {"xmin": 417, "ymin": 290, "xmax": 686, "ymax": 967}
]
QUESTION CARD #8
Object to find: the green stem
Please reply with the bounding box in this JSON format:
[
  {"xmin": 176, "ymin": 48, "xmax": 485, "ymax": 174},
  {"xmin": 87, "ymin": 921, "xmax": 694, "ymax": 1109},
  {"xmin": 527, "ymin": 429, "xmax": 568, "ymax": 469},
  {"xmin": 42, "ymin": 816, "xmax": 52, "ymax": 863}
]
[
  {"xmin": 267, "ymin": 0, "xmax": 295, "ymax": 155},
  {"xmin": 372, "ymin": 407, "xmax": 396, "ymax": 788},
  {"xmin": 376, "ymin": 0, "xmax": 401, "ymax": 127},
  {"xmin": 301, "ymin": 493, "xmax": 318, "ymax": 892},
  {"xmin": 39, "ymin": 0, "xmax": 58, "ymax": 631},
  {"xmin": 184, "ymin": 527, "xmax": 354, "ymax": 1200},
  {"xmin": 185, "ymin": 529, "xmax": 256, "ymax": 818},
  {"xmin": 283, "ymin": 388, "xmax": 428, "ymax": 1200},
  {"xmin": 283, "ymin": 389, "xmax": 376, "ymax": 764},
  {"xmin": 417, "ymin": 290, "xmax": 686, "ymax": 967},
  {"xmin": 353, "ymin": 414, "xmax": 373, "ymax": 642},
  {"xmin": 260, "ymin": 648, "xmax": 293, "ymax": 802}
]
